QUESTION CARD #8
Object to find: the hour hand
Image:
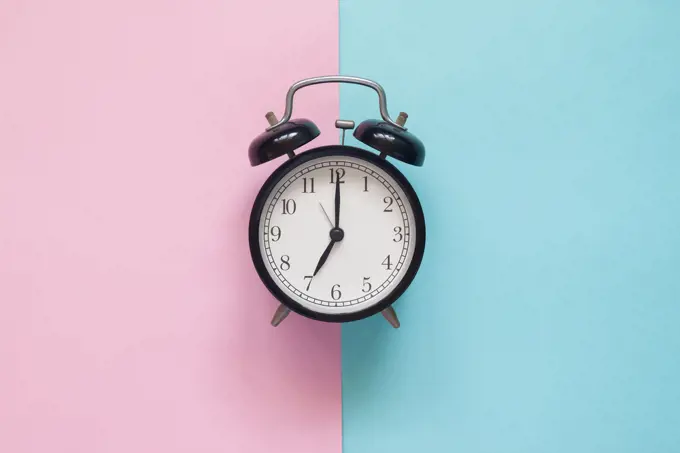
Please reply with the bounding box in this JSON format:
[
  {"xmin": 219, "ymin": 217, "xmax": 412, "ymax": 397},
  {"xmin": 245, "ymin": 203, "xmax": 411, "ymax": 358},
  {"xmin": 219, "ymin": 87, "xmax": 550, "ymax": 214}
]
[{"xmin": 313, "ymin": 240, "xmax": 336, "ymax": 276}]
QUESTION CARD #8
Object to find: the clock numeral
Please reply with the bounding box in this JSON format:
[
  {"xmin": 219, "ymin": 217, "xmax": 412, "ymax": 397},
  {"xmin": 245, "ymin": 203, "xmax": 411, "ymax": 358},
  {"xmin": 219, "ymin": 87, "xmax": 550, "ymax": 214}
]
[
  {"xmin": 304, "ymin": 275, "xmax": 313, "ymax": 291},
  {"xmin": 329, "ymin": 168, "xmax": 345, "ymax": 184},
  {"xmin": 383, "ymin": 196, "xmax": 394, "ymax": 212},
  {"xmin": 302, "ymin": 177, "xmax": 315, "ymax": 193},
  {"xmin": 362, "ymin": 277, "xmax": 372, "ymax": 293},
  {"xmin": 280, "ymin": 255, "xmax": 291, "ymax": 271},
  {"xmin": 270, "ymin": 226, "xmax": 281, "ymax": 242},
  {"xmin": 382, "ymin": 255, "xmax": 392, "ymax": 270},
  {"xmin": 363, "ymin": 176, "xmax": 369, "ymax": 192},
  {"xmin": 331, "ymin": 284, "xmax": 342, "ymax": 301},
  {"xmin": 393, "ymin": 226, "xmax": 403, "ymax": 242},
  {"xmin": 281, "ymin": 199, "xmax": 296, "ymax": 215}
]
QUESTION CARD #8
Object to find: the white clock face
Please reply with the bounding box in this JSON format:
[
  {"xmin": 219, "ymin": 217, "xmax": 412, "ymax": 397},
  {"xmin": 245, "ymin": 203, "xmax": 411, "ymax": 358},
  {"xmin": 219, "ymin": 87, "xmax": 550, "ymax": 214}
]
[{"xmin": 257, "ymin": 153, "xmax": 419, "ymax": 315}]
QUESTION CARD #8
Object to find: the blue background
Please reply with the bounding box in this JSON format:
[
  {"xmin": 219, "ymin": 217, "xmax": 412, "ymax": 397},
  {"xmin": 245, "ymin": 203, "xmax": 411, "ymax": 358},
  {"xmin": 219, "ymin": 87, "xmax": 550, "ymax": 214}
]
[{"xmin": 340, "ymin": 1, "xmax": 680, "ymax": 451}]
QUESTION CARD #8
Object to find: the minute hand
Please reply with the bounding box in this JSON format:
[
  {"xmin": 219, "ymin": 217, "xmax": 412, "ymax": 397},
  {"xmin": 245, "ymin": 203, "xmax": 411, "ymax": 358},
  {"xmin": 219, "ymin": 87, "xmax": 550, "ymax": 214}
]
[{"xmin": 334, "ymin": 173, "xmax": 340, "ymax": 228}]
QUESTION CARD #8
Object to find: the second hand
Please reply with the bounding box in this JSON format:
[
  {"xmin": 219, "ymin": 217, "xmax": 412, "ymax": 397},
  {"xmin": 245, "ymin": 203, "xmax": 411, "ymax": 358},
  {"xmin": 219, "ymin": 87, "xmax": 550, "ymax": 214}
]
[{"xmin": 319, "ymin": 202, "xmax": 333, "ymax": 228}]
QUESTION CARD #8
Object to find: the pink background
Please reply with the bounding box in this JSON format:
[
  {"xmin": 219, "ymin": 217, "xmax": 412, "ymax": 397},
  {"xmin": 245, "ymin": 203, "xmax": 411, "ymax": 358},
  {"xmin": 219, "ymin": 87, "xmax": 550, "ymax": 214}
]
[{"xmin": 0, "ymin": 1, "xmax": 341, "ymax": 452}]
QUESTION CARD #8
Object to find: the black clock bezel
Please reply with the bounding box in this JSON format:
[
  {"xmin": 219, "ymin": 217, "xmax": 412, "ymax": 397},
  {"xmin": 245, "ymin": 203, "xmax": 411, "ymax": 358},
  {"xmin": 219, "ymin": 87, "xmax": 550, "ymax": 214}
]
[{"xmin": 248, "ymin": 145, "xmax": 426, "ymax": 323}]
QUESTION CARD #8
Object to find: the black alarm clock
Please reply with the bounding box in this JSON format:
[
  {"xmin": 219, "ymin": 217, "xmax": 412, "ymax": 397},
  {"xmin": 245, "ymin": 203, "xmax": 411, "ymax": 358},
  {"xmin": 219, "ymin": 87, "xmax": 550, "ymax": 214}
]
[{"xmin": 248, "ymin": 76, "xmax": 426, "ymax": 328}]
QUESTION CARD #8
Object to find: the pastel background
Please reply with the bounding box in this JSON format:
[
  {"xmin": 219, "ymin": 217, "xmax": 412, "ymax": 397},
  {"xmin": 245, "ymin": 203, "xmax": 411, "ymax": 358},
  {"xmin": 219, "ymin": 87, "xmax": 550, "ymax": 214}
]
[
  {"xmin": 0, "ymin": 1, "xmax": 340, "ymax": 452},
  {"xmin": 2, "ymin": 1, "xmax": 680, "ymax": 452},
  {"xmin": 341, "ymin": 1, "xmax": 680, "ymax": 452}
]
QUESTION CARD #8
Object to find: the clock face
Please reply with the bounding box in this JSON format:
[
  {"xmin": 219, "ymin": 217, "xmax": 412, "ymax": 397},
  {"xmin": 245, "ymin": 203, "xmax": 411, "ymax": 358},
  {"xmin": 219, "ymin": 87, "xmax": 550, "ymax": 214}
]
[{"xmin": 250, "ymin": 147, "xmax": 425, "ymax": 321}]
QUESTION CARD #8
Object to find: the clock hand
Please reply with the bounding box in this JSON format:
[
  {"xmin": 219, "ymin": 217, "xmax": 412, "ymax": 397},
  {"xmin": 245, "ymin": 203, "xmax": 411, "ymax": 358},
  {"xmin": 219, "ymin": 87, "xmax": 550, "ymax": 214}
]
[
  {"xmin": 314, "ymin": 174, "xmax": 343, "ymax": 279},
  {"xmin": 319, "ymin": 203, "xmax": 333, "ymax": 228},
  {"xmin": 311, "ymin": 227, "xmax": 345, "ymax": 278},
  {"xmin": 334, "ymin": 172, "xmax": 340, "ymax": 228},
  {"xmin": 312, "ymin": 239, "xmax": 336, "ymax": 277}
]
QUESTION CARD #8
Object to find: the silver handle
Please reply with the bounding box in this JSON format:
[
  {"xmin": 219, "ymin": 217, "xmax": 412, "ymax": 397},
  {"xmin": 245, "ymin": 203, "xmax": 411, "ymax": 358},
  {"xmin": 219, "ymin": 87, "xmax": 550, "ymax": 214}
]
[{"xmin": 266, "ymin": 75, "xmax": 406, "ymax": 131}]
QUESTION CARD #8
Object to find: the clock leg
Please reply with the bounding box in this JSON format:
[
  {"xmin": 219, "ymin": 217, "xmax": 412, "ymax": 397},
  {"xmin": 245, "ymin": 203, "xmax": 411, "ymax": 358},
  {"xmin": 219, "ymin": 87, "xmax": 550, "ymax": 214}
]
[
  {"xmin": 381, "ymin": 306, "xmax": 400, "ymax": 328},
  {"xmin": 271, "ymin": 304, "xmax": 291, "ymax": 327}
]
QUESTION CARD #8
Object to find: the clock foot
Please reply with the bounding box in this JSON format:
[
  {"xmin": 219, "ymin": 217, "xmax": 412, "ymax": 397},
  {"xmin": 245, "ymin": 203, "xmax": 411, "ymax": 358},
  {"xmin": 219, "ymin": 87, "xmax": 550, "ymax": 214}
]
[
  {"xmin": 381, "ymin": 306, "xmax": 400, "ymax": 328},
  {"xmin": 271, "ymin": 304, "xmax": 291, "ymax": 327}
]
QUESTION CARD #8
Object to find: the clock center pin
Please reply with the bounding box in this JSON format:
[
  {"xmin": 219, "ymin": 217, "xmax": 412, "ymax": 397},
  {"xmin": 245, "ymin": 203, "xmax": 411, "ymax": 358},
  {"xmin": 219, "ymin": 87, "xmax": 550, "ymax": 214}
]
[{"xmin": 329, "ymin": 228, "xmax": 345, "ymax": 242}]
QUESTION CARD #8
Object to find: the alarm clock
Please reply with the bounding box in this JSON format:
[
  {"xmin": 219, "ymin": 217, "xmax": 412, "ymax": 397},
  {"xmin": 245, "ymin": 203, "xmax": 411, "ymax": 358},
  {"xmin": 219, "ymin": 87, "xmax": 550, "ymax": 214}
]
[{"xmin": 248, "ymin": 76, "xmax": 426, "ymax": 328}]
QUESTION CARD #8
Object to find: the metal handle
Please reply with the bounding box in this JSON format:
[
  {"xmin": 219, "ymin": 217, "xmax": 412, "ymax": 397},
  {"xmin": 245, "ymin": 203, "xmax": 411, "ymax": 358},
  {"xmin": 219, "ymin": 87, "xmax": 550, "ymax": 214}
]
[{"xmin": 266, "ymin": 75, "xmax": 406, "ymax": 131}]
